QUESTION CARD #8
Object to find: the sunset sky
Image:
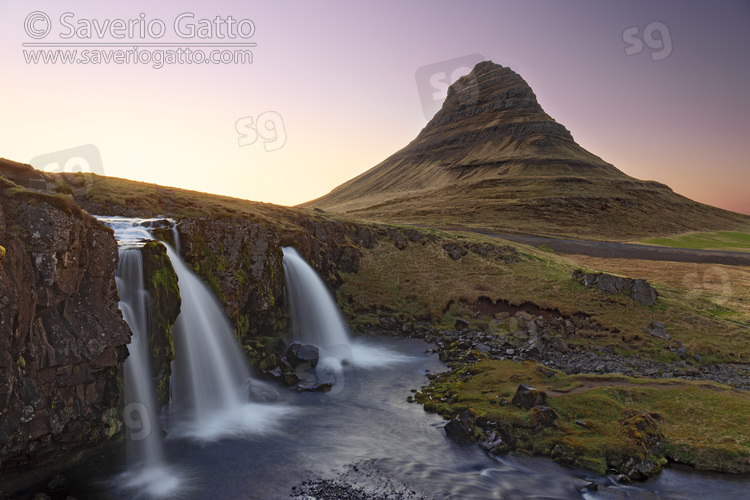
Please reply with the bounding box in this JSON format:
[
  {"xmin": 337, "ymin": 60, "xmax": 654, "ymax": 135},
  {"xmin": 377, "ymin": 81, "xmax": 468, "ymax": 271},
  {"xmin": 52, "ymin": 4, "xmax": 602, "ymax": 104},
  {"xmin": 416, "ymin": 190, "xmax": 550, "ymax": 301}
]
[{"xmin": 1, "ymin": 0, "xmax": 748, "ymax": 214}]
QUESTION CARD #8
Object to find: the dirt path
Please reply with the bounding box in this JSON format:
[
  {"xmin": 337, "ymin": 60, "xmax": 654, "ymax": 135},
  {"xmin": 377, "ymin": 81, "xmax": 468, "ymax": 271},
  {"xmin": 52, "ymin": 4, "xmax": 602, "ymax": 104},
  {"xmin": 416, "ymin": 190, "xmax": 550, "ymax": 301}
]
[
  {"xmin": 439, "ymin": 228, "xmax": 750, "ymax": 266},
  {"xmin": 546, "ymin": 377, "xmax": 687, "ymax": 396}
]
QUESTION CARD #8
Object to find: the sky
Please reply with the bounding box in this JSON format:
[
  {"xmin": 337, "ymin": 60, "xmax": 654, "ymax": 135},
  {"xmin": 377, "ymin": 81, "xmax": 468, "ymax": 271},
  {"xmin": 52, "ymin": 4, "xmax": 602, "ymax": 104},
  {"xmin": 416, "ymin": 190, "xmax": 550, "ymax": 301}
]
[{"xmin": 1, "ymin": 0, "xmax": 748, "ymax": 214}]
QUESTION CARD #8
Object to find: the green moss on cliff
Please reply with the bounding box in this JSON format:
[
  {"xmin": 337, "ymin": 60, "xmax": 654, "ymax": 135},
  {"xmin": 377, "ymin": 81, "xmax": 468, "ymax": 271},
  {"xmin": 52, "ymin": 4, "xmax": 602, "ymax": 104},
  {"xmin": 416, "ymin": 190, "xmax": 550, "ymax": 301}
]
[{"xmin": 141, "ymin": 241, "xmax": 181, "ymax": 407}]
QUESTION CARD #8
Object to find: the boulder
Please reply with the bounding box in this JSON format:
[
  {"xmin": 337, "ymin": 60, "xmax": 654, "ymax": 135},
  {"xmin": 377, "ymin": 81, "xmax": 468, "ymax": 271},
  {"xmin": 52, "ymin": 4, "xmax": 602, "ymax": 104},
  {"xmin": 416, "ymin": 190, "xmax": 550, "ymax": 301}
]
[
  {"xmin": 529, "ymin": 405, "xmax": 558, "ymax": 429},
  {"xmin": 443, "ymin": 243, "xmax": 467, "ymax": 260},
  {"xmin": 444, "ymin": 411, "xmax": 474, "ymax": 444},
  {"xmin": 631, "ymin": 279, "xmax": 658, "ymax": 306},
  {"xmin": 454, "ymin": 318, "xmax": 470, "ymax": 331},
  {"xmin": 286, "ymin": 343, "xmax": 320, "ymax": 369},
  {"xmin": 511, "ymin": 384, "xmax": 548, "ymax": 409},
  {"xmin": 646, "ymin": 321, "xmax": 671, "ymax": 341}
]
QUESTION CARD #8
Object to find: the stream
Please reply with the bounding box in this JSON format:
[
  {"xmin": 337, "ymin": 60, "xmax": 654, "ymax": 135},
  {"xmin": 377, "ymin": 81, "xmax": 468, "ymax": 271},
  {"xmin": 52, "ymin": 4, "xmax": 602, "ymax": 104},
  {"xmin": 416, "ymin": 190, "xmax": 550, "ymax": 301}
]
[{"xmin": 47, "ymin": 336, "xmax": 749, "ymax": 499}]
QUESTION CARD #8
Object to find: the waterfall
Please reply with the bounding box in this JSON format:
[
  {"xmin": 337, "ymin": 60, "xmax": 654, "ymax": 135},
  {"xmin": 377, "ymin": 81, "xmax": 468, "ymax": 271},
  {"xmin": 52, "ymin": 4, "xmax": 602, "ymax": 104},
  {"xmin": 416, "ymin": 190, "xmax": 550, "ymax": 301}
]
[
  {"xmin": 117, "ymin": 249, "xmax": 164, "ymax": 467},
  {"xmin": 99, "ymin": 217, "xmax": 293, "ymax": 495},
  {"xmin": 103, "ymin": 218, "xmax": 184, "ymax": 498},
  {"xmin": 165, "ymin": 245, "xmax": 291, "ymax": 442},
  {"xmin": 281, "ymin": 247, "xmax": 412, "ymax": 377},
  {"xmin": 281, "ymin": 247, "xmax": 352, "ymax": 361}
]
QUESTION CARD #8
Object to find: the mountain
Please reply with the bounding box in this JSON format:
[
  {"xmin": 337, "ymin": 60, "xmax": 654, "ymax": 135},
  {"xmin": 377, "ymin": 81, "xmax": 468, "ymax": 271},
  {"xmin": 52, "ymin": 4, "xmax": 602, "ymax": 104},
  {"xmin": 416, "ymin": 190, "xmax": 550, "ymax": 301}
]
[{"xmin": 301, "ymin": 61, "xmax": 749, "ymax": 240}]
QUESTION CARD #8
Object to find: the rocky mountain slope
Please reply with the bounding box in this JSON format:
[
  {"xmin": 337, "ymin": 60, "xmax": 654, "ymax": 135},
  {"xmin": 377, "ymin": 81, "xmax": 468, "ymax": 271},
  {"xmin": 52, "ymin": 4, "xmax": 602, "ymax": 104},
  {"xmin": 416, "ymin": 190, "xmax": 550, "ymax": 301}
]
[{"xmin": 302, "ymin": 61, "xmax": 749, "ymax": 240}]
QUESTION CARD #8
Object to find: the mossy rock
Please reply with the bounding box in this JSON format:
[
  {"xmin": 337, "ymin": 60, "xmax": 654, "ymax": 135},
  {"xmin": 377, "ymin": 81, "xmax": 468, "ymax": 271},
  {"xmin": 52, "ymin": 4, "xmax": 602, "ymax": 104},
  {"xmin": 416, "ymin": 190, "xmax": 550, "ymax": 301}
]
[{"xmin": 141, "ymin": 241, "xmax": 181, "ymax": 407}]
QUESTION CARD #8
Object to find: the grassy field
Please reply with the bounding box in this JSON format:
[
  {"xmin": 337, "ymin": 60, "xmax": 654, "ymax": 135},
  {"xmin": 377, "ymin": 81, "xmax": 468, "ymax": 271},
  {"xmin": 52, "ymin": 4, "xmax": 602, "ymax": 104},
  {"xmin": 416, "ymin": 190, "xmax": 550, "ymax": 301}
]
[
  {"xmin": 339, "ymin": 233, "xmax": 750, "ymax": 364},
  {"xmin": 416, "ymin": 359, "xmax": 750, "ymax": 475},
  {"xmin": 640, "ymin": 230, "xmax": 750, "ymax": 253}
]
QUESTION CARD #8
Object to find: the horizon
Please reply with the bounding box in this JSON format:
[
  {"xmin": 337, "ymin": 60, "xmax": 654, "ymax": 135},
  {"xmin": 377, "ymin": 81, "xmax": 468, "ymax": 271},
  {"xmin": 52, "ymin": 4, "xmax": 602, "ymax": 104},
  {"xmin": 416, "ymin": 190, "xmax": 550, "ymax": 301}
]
[{"xmin": 2, "ymin": 0, "xmax": 749, "ymax": 215}]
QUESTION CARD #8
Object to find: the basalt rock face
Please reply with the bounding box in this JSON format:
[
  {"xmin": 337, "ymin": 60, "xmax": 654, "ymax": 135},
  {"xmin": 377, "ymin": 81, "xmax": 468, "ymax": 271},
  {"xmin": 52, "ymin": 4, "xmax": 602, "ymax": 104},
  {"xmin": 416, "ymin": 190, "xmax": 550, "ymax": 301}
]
[
  {"xmin": 174, "ymin": 214, "xmax": 374, "ymax": 344},
  {"xmin": 0, "ymin": 186, "xmax": 130, "ymax": 488}
]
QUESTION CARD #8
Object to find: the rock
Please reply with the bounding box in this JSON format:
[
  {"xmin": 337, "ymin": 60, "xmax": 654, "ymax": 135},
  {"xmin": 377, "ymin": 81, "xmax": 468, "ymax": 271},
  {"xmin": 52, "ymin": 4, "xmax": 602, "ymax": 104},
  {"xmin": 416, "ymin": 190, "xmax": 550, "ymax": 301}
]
[
  {"xmin": 620, "ymin": 409, "xmax": 664, "ymax": 454},
  {"xmin": 0, "ymin": 187, "xmax": 131, "ymax": 487},
  {"xmin": 391, "ymin": 230, "xmax": 407, "ymax": 250},
  {"xmin": 631, "ymin": 279, "xmax": 658, "ymax": 306},
  {"xmin": 454, "ymin": 318, "xmax": 470, "ymax": 331},
  {"xmin": 511, "ymin": 384, "xmax": 548, "ymax": 409},
  {"xmin": 575, "ymin": 419, "xmax": 593, "ymax": 430},
  {"xmin": 529, "ymin": 405, "xmax": 558, "ymax": 429},
  {"xmin": 551, "ymin": 337, "xmax": 570, "ymax": 353},
  {"xmin": 647, "ymin": 322, "xmax": 672, "ymax": 341},
  {"xmin": 286, "ymin": 343, "xmax": 320, "ymax": 369},
  {"xmin": 583, "ymin": 273, "xmax": 598, "ymax": 287},
  {"xmin": 444, "ymin": 243, "xmax": 467, "ymax": 260},
  {"xmin": 296, "ymin": 382, "xmax": 332, "ymax": 392},
  {"xmin": 47, "ymin": 474, "xmax": 66, "ymax": 490},
  {"xmin": 313, "ymin": 207, "xmax": 325, "ymax": 213},
  {"xmin": 596, "ymin": 273, "xmax": 625, "ymax": 295},
  {"xmin": 444, "ymin": 411, "xmax": 474, "ymax": 444}
]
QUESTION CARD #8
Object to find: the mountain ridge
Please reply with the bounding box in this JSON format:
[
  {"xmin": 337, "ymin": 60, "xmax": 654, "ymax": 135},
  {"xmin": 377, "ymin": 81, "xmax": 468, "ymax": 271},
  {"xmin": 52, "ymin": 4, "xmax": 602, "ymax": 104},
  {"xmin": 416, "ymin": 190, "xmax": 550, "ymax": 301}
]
[{"xmin": 301, "ymin": 61, "xmax": 749, "ymax": 240}]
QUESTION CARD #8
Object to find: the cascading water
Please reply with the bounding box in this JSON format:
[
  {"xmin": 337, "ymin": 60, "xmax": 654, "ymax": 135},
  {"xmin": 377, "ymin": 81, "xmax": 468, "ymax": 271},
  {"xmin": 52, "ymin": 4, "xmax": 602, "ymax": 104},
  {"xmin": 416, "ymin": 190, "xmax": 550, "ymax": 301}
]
[
  {"xmin": 100, "ymin": 217, "xmax": 293, "ymax": 496},
  {"xmin": 101, "ymin": 218, "xmax": 184, "ymax": 498},
  {"xmin": 281, "ymin": 247, "xmax": 412, "ymax": 384},
  {"xmin": 165, "ymin": 245, "xmax": 291, "ymax": 441}
]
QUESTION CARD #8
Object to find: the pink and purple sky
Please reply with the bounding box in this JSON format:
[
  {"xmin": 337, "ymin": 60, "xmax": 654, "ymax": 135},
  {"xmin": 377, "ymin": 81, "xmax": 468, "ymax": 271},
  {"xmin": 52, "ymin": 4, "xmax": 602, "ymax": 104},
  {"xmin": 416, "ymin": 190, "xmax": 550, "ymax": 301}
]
[{"xmin": 1, "ymin": 0, "xmax": 748, "ymax": 214}]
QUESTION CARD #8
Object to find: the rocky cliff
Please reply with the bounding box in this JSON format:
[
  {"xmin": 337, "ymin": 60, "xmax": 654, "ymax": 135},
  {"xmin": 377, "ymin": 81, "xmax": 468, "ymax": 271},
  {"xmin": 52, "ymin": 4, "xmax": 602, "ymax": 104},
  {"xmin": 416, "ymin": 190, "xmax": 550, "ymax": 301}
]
[{"xmin": 0, "ymin": 178, "xmax": 131, "ymax": 491}]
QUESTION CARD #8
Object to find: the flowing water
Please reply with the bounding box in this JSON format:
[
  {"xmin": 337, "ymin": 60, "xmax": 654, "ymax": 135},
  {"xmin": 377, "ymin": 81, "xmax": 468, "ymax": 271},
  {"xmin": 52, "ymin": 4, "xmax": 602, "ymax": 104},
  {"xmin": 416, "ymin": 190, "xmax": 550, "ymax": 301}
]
[
  {"xmin": 165, "ymin": 245, "xmax": 293, "ymax": 442},
  {"xmin": 56, "ymin": 336, "xmax": 749, "ymax": 499},
  {"xmin": 50, "ymin": 219, "xmax": 749, "ymax": 499},
  {"xmin": 281, "ymin": 246, "xmax": 412, "ymax": 389},
  {"xmin": 101, "ymin": 218, "xmax": 185, "ymax": 498}
]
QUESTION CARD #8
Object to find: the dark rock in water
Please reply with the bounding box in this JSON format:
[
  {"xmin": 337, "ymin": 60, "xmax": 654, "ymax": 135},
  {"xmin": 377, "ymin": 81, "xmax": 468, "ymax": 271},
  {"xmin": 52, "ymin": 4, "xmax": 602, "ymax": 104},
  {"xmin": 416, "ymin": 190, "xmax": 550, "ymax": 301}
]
[
  {"xmin": 296, "ymin": 382, "xmax": 332, "ymax": 392},
  {"xmin": 631, "ymin": 279, "xmax": 658, "ymax": 306},
  {"xmin": 618, "ymin": 409, "xmax": 665, "ymax": 480},
  {"xmin": 529, "ymin": 405, "xmax": 558, "ymax": 429},
  {"xmin": 286, "ymin": 343, "xmax": 320, "ymax": 369},
  {"xmin": 444, "ymin": 412, "xmax": 474, "ymax": 444},
  {"xmin": 455, "ymin": 318, "xmax": 470, "ymax": 331},
  {"xmin": 511, "ymin": 384, "xmax": 548, "ymax": 409}
]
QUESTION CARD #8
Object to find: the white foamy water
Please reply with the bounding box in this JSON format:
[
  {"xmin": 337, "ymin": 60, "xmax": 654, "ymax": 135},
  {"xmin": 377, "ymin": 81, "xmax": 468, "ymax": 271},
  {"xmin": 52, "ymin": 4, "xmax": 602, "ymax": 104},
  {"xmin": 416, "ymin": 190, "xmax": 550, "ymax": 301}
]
[
  {"xmin": 282, "ymin": 247, "xmax": 414, "ymax": 376},
  {"xmin": 165, "ymin": 244, "xmax": 295, "ymax": 441}
]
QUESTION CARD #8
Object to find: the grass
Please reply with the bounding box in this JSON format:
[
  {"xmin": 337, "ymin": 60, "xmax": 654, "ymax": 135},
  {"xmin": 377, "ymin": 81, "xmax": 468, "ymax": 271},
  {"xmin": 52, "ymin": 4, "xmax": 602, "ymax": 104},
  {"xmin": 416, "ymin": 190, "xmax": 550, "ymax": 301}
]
[
  {"xmin": 417, "ymin": 359, "xmax": 750, "ymax": 474},
  {"xmin": 640, "ymin": 230, "xmax": 750, "ymax": 253},
  {"xmin": 340, "ymin": 234, "xmax": 750, "ymax": 364}
]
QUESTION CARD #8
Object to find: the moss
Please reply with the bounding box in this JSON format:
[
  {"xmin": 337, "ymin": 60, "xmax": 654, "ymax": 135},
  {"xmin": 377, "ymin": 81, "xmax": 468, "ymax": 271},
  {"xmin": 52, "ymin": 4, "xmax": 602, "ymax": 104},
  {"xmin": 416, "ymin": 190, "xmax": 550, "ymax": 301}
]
[
  {"xmin": 415, "ymin": 358, "xmax": 750, "ymax": 477},
  {"xmin": 16, "ymin": 355, "xmax": 26, "ymax": 369},
  {"xmin": 141, "ymin": 241, "xmax": 181, "ymax": 407}
]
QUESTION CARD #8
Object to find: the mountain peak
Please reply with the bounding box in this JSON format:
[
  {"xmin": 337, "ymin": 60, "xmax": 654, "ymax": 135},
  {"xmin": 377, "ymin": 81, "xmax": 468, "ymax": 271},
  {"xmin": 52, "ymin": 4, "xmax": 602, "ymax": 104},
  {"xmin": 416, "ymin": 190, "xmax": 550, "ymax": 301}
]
[{"xmin": 301, "ymin": 61, "xmax": 748, "ymax": 239}]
